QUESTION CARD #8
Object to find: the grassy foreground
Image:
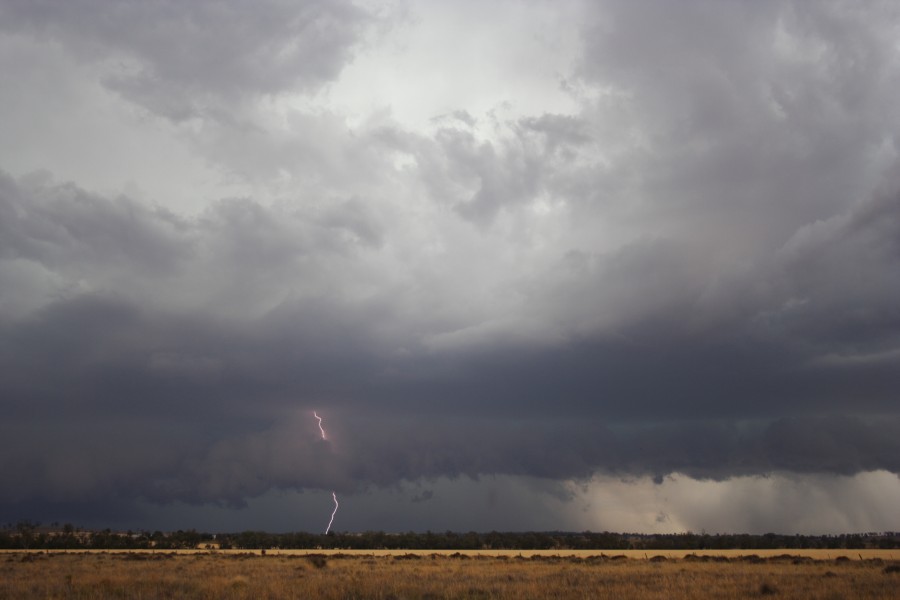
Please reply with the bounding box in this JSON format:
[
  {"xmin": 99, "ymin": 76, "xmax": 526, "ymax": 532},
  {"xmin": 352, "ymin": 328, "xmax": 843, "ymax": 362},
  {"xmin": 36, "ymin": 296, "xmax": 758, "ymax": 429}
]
[{"xmin": 1, "ymin": 550, "xmax": 898, "ymax": 599}]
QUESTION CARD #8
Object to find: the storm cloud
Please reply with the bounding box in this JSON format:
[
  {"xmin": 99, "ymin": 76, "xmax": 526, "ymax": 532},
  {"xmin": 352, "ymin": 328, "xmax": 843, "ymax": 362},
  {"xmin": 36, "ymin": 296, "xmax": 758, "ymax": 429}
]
[{"xmin": 1, "ymin": 0, "xmax": 899, "ymax": 533}]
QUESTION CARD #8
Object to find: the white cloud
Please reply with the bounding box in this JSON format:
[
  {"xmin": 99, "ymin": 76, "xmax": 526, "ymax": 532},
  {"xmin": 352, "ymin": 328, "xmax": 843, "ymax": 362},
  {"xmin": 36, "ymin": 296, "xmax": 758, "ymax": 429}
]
[{"xmin": 318, "ymin": 0, "xmax": 586, "ymax": 133}]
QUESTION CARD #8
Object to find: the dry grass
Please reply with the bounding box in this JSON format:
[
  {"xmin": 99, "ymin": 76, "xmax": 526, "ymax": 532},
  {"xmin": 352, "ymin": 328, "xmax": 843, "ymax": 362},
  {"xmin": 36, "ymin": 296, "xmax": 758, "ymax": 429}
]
[
  {"xmin": 247, "ymin": 548, "xmax": 900, "ymax": 560},
  {"xmin": 1, "ymin": 550, "xmax": 897, "ymax": 599}
]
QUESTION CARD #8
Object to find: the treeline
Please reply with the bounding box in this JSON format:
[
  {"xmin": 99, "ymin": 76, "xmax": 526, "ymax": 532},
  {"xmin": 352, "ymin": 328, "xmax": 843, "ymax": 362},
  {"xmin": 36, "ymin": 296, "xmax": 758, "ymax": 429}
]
[
  {"xmin": 1, "ymin": 522, "xmax": 898, "ymax": 551},
  {"xmin": 218, "ymin": 531, "xmax": 900, "ymax": 551}
]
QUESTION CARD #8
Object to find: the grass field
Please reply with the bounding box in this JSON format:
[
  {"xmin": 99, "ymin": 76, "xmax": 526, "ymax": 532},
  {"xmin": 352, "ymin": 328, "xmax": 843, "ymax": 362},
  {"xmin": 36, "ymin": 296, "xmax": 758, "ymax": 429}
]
[{"xmin": 1, "ymin": 550, "xmax": 898, "ymax": 599}]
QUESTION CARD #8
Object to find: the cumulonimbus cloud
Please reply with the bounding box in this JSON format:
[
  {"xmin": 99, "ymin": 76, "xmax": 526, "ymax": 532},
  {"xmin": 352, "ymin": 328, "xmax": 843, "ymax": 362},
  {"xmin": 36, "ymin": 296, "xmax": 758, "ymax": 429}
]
[{"xmin": 0, "ymin": 0, "xmax": 899, "ymax": 529}]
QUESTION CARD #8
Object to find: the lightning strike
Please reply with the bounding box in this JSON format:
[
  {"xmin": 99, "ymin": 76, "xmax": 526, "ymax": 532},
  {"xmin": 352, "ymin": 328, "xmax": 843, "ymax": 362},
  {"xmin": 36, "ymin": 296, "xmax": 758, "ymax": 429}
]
[
  {"xmin": 326, "ymin": 491, "xmax": 339, "ymax": 535},
  {"xmin": 314, "ymin": 411, "xmax": 326, "ymax": 440},
  {"xmin": 313, "ymin": 410, "xmax": 339, "ymax": 534}
]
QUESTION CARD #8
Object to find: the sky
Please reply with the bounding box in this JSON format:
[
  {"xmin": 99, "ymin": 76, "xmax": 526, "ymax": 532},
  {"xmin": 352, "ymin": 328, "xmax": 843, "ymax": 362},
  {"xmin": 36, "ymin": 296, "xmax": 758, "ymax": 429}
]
[{"xmin": 1, "ymin": 0, "xmax": 899, "ymax": 535}]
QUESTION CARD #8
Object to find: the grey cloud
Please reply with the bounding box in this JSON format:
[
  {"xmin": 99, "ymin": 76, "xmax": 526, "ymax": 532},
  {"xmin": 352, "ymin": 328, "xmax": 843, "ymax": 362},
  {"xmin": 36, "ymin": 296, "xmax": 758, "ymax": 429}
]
[
  {"xmin": 775, "ymin": 183, "xmax": 900, "ymax": 349},
  {"xmin": 575, "ymin": 0, "xmax": 900, "ymax": 252},
  {"xmin": 0, "ymin": 0, "xmax": 378, "ymax": 120},
  {"xmin": 519, "ymin": 114, "xmax": 592, "ymax": 149},
  {"xmin": 2, "ymin": 0, "xmax": 900, "ymax": 531},
  {"xmin": 422, "ymin": 114, "xmax": 594, "ymax": 224},
  {"xmin": 0, "ymin": 170, "xmax": 391, "ymax": 316},
  {"xmin": 3, "ymin": 156, "xmax": 900, "ymax": 511},
  {"xmin": 415, "ymin": 125, "xmax": 522, "ymax": 222},
  {"xmin": 6, "ymin": 395, "xmax": 896, "ymax": 510},
  {"xmin": 0, "ymin": 170, "xmax": 190, "ymax": 275},
  {"xmin": 410, "ymin": 489, "xmax": 433, "ymax": 503}
]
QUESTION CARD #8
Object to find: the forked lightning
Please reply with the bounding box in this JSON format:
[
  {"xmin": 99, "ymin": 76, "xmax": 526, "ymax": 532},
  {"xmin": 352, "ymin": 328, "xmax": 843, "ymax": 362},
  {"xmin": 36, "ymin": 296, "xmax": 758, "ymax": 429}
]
[{"xmin": 313, "ymin": 411, "xmax": 339, "ymax": 534}]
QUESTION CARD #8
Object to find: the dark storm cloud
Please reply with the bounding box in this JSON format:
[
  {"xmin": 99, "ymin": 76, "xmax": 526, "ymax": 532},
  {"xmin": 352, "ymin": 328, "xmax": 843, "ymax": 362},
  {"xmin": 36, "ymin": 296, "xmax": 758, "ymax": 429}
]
[
  {"xmin": 775, "ymin": 182, "xmax": 900, "ymax": 348},
  {"xmin": 3, "ymin": 161, "xmax": 900, "ymax": 512},
  {"xmin": 1, "ymin": 0, "xmax": 900, "ymax": 527}
]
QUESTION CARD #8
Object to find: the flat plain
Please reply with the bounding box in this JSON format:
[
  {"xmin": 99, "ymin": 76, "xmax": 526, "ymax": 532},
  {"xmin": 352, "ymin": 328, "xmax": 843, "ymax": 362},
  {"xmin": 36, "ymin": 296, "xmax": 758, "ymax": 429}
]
[{"xmin": 1, "ymin": 549, "xmax": 898, "ymax": 599}]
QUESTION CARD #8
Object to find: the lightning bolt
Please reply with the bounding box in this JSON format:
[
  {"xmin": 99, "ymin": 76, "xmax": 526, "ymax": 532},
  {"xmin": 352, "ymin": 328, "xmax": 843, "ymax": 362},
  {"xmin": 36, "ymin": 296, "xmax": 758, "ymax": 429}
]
[
  {"xmin": 326, "ymin": 491, "xmax": 339, "ymax": 535},
  {"xmin": 313, "ymin": 410, "xmax": 339, "ymax": 534},
  {"xmin": 314, "ymin": 411, "xmax": 326, "ymax": 440}
]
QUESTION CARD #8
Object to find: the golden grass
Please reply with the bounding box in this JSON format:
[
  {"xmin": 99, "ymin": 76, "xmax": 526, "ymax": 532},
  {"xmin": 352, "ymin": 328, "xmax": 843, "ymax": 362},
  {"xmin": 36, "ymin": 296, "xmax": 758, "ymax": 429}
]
[
  {"xmin": 1, "ymin": 550, "xmax": 897, "ymax": 599},
  {"xmin": 250, "ymin": 548, "xmax": 900, "ymax": 560},
  {"xmin": 4, "ymin": 548, "xmax": 896, "ymax": 559}
]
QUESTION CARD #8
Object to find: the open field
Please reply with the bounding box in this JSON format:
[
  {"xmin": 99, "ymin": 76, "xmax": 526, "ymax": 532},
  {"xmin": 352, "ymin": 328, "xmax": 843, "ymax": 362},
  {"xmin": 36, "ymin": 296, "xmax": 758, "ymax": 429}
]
[
  {"xmin": 281, "ymin": 548, "xmax": 900, "ymax": 560},
  {"xmin": 2, "ymin": 550, "xmax": 898, "ymax": 599}
]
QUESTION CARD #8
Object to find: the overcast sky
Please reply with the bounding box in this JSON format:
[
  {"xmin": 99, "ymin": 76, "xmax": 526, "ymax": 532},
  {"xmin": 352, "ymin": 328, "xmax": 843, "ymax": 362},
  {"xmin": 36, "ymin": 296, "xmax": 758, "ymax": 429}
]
[{"xmin": 1, "ymin": 0, "xmax": 899, "ymax": 535}]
